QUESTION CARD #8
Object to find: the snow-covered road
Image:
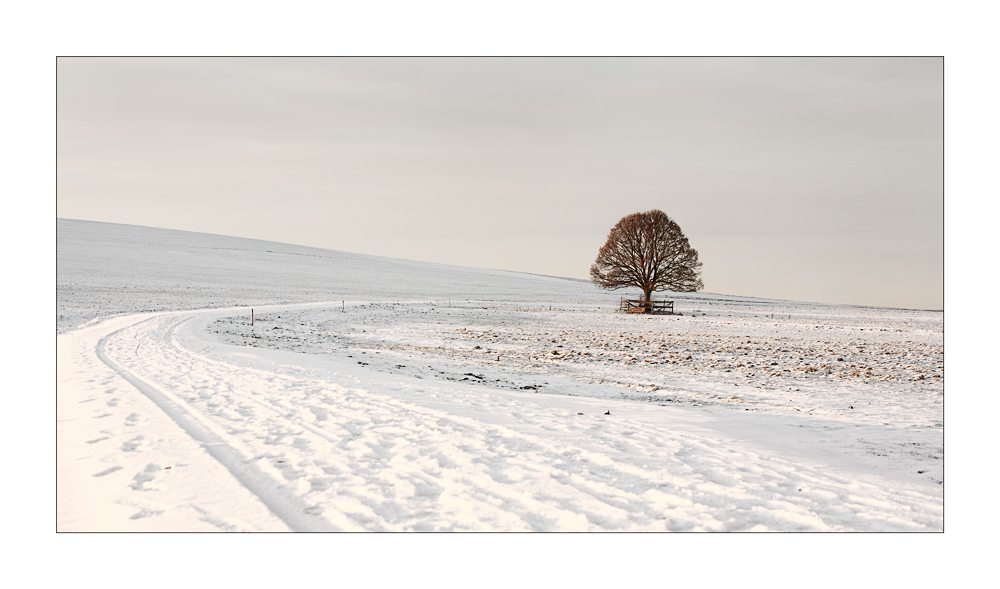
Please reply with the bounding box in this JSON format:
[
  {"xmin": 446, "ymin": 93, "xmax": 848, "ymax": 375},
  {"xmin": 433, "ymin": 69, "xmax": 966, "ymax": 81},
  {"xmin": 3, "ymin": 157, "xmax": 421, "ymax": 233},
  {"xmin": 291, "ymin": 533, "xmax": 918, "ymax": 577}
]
[{"xmin": 58, "ymin": 303, "xmax": 943, "ymax": 531}]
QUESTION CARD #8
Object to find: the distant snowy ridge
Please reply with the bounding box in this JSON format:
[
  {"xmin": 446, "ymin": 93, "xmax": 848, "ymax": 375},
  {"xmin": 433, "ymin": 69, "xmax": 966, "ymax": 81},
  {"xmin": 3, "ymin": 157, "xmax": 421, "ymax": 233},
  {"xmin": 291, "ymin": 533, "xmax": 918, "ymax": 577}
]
[
  {"xmin": 57, "ymin": 218, "xmax": 600, "ymax": 331},
  {"xmin": 58, "ymin": 218, "xmax": 800, "ymax": 331}
]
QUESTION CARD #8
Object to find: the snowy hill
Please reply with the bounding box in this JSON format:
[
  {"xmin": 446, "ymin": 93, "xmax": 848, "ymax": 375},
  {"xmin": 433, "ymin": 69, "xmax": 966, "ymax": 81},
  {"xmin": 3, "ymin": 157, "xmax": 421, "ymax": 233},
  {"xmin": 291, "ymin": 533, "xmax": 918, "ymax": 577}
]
[
  {"xmin": 58, "ymin": 218, "xmax": 813, "ymax": 332},
  {"xmin": 58, "ymin": 218, "xmax": 610, "ymax": 331},
  {"xmin": 56, "ymin": 219, "xmax": 943, "ymax": 531}
]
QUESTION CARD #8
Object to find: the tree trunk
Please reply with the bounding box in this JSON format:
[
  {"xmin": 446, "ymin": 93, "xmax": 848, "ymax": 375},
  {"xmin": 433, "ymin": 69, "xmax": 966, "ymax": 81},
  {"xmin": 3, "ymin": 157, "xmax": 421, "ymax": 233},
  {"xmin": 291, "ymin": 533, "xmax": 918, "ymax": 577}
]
[{"xmin": 643, "ymin": 288, "xmax": 653, "ymax": 303}]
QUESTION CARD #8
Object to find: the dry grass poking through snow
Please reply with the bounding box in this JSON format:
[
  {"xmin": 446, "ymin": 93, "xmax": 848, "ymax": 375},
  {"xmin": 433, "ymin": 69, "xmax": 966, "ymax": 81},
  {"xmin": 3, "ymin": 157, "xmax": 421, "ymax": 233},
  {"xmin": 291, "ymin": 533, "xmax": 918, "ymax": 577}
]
[{"xmin": 212, "ymin": 299, "xmax": 943, "ymax": 431}]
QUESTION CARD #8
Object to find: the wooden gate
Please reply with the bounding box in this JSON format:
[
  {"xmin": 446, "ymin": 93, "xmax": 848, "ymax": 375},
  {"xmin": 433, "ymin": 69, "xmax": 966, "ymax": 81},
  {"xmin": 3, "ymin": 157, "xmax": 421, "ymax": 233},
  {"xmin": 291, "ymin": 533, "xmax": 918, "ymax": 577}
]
[{"xmin": 619, "ymin": 299, "xmax": 674, "ymax": 314}]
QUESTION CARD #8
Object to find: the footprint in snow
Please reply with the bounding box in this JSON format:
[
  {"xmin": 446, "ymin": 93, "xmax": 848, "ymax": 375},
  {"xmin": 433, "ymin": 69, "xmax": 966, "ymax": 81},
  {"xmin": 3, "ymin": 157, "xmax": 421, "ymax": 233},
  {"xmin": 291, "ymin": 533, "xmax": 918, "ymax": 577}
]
[
  {"xmin": 129, "ymin": 507, "xmax": 164, "ymax": 520},
  {"xmin": 121, "ymin": 435, "xmax": 145, "ymax": 452},
  {"xmin": 92, "ymin": 466, "xmax": 123, "ymax": 477},
  {"xmin": 129, "ymin": 463, "xmax": 161, "ymax": 491}
]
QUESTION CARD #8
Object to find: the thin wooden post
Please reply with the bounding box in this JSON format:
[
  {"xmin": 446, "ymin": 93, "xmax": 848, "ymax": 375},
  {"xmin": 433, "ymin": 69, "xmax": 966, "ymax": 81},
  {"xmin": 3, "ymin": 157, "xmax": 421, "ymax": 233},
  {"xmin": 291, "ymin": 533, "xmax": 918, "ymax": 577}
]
[{"xmin": 251, "ymin": 308, "xmax": 254, "ymax": 326}]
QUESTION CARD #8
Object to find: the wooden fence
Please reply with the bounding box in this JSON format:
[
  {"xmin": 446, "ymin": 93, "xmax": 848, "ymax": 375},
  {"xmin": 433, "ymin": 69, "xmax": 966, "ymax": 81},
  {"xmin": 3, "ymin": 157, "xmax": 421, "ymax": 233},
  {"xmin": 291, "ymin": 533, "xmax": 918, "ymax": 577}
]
[{"xmin": 619, "ymin": 299, "xmax": 674, "ymax": 314}]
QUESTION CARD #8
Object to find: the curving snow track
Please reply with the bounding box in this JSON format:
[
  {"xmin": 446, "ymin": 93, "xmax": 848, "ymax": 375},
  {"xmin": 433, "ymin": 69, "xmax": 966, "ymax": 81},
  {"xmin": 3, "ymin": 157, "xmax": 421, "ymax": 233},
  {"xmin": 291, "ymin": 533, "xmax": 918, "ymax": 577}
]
[{"xmin": 57, "ymin": 304, "xmax": 943, "ymax": 531}]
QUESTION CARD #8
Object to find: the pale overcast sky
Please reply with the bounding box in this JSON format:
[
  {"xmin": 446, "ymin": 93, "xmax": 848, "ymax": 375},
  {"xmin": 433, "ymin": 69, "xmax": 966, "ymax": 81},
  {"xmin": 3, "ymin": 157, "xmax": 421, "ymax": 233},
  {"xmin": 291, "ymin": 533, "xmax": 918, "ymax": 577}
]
[{"xmin": 57, "ymin": 57, "xmax": 942, "ymax": 309}]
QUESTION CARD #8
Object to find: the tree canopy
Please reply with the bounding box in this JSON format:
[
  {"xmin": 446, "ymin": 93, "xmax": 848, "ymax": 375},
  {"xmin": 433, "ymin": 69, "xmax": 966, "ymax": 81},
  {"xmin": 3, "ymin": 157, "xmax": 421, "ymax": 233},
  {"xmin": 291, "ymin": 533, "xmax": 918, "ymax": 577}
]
[{"xmin": 590, "ymin": 210, "xmax": 703, "ymax": 301}]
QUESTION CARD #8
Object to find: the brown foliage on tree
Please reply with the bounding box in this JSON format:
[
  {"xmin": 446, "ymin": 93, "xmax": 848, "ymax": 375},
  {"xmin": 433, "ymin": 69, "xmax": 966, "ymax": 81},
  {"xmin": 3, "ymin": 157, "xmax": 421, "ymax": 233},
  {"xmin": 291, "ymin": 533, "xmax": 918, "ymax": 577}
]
[{"xmin": 590, "ymin": 210, "xmax": 703, "ymax": 301}]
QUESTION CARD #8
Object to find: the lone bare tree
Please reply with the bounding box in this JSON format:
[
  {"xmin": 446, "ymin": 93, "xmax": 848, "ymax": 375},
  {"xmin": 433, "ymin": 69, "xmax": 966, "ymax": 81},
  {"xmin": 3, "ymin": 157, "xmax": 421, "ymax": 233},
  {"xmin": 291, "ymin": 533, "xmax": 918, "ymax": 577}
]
[{"xmin": 590, "ymin": 210, "xmax": 703, "ymax": 302}]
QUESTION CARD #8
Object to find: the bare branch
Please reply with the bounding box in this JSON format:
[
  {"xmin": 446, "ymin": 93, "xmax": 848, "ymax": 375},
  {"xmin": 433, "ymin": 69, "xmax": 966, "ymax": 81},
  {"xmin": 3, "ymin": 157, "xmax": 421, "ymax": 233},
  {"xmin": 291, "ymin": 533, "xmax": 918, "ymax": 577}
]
[{"xmin": 590, "ymin": 210, "xmax": 703, "ymax": 299}]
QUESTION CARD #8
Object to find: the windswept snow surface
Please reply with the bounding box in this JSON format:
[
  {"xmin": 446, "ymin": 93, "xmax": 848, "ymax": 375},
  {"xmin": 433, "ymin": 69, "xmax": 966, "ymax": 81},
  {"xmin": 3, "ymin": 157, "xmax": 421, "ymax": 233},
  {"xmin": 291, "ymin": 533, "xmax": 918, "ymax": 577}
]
[{"xmin": 57, "ymin": 219, "xmax": 943, "ymax": 531}]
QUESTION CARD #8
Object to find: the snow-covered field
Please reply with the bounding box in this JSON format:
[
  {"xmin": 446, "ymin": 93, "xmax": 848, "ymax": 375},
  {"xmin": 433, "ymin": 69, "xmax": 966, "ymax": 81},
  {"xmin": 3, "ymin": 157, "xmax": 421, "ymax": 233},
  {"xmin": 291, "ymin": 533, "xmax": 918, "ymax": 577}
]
[{"xmin": 57, "ymin": 219, "xmax": 943, "ymax": 531}]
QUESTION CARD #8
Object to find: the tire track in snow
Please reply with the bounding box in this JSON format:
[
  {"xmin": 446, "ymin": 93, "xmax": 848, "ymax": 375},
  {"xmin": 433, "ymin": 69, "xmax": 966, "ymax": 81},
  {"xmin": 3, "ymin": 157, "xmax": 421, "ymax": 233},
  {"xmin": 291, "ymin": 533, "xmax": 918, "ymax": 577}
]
[
  {"xmin": 113, "ymin": 315, "xmax": 632, "ymax": 530},
  {"xmin": 96, "ymin": 316, "xmax": 339, "ymax": 532}
]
